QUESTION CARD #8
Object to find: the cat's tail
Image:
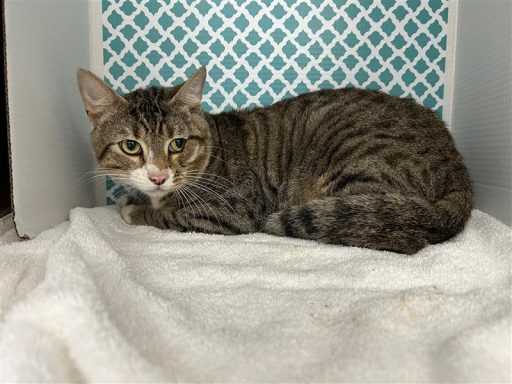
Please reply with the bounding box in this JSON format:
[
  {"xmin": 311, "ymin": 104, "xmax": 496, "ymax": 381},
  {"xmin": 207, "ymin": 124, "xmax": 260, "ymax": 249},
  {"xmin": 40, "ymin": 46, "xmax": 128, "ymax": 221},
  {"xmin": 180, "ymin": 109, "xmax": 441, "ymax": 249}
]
[{"xmin": 263, "ymin": 190, "xmax": 473, "ymax": 254}]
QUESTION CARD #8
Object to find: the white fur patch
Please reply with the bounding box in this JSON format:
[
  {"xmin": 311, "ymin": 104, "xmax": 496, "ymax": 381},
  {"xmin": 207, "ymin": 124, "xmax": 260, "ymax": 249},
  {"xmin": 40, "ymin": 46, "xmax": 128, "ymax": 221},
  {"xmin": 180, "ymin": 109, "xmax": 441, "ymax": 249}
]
[
  {"xmin": 121, "ymin": 205, "xmax": 135, "ymax": 224},
  {"xmin": 150, "ymin": 195, "xmax": 164, "ymax": 209},
  {"xmin": 117, "ymin": 195, "xmax": 130, "ymax": 208}
]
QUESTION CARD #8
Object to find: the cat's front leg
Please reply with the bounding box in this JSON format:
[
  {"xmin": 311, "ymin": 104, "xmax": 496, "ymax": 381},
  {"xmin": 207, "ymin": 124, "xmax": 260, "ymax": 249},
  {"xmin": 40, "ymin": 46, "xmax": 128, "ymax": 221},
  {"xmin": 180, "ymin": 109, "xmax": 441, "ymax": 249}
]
[
  {"xmin": 120, "ymin": 204, "xmax": 186, "ymax": 230},
  {"xmin": 118, "ymin": 194, "xmax": 149, "ymax": 225},
  {"xmin": 119, "ymin": 203, "xmax": 149, "ymax": 225},
  {"xmin": 117, "ymin": 194, "xmax": 183, "ymax": 230}
]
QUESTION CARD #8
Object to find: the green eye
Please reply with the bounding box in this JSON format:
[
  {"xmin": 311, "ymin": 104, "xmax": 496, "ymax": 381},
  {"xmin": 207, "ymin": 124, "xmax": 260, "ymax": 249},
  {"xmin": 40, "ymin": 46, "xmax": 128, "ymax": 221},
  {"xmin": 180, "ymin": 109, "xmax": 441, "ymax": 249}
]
[
  {"xmin": 169, "ymin": 138, "xmax": 186, "ymax": 153},
  {"xmin": 120, "ymin": 140, "xmax": 142, "ymax": 155}
]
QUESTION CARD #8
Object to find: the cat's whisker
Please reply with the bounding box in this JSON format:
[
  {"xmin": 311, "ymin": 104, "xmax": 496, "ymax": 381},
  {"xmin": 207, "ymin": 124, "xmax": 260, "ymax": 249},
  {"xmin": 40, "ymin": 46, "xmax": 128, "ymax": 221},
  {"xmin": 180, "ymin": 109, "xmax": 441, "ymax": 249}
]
[
  {"xmin": 187, "ymin": 188, "xmax": 219, "ymax": 228},
  {"xmin": 180, "ymin": 175, "xmax": 249, "ymax": 203},
  {"xmin": 182, "ymin": 171, "xmax": 237, "ymax": 187},
  {"xmin": 75, "ymin": 170, "xmax": 130, "ymax": 187},
  {"xmin": 175, "ymin": 176, "xmax": 242, "ymax": 203},
  {"xmin": 186, "ymin": 181, "xmax": 236, "ymax": 213},
  {"xmin": 176, "ymin": 172, "xmax": 233, "ymax": 190},
  {"xmin": 207, "ymin": 153, "xmax": 228, "ymax": 164},
  {"xmin": 74, "ymin": 174, "xmax": 115, "ymax": 188},
  {"xmin": 181, "ymin": 177, "xmax": 248, "ymax": 202},
  {"xmin": 74, "ymin": 169, "xmax": 110, "ymax": 184},
  {"xmin": 179, "ymin": 185, "xmax": 208, "ymax": 224},
  {"xmin": 77, "ymin": 167, "xmax": 124, "ymax": 177},
  {"xmin": 174, "ymin": 188, "xmax": 189, "ymax": 224},
  {"xmin": 178, "ymin": 175, "xmax": 234, "ymax": 192},
  {"xmin": 203, "ymin": 145, "xmax": 225, "ymax": 151},
  {"xmin": 182, "ymin": 185, "xmax": 223, "ymax": 229},
  {"xmin": 77, "ymin": 174, "xmax": 131, "ymax": 185},
  {"xmin": 174, "ymin": 187, "xmax": 190, "ymax": 223}
]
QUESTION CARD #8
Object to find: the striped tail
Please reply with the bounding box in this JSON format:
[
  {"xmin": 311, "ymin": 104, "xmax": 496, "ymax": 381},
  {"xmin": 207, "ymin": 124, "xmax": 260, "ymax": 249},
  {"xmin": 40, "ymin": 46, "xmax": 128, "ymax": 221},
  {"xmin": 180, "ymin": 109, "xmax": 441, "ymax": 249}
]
[{"xmin": 264, "ymin": 190, "xmax": 473, "ymax": 254}]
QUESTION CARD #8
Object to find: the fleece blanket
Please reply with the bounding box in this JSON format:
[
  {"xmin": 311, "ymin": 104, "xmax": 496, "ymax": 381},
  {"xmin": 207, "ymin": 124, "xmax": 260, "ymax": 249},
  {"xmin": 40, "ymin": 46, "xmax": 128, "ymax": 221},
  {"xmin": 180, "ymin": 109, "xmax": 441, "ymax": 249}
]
[{"xmin": 0, "ymin": 207, "xmax": 510, "ymax": 383}]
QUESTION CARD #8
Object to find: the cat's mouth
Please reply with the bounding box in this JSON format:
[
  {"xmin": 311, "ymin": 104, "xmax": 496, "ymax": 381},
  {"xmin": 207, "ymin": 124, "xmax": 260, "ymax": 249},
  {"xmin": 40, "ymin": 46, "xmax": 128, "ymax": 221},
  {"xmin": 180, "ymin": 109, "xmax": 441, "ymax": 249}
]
[
  {"xmin": 146, "ymin": 181, "xmax": 183, "ymax": 195},
  {"xmin": 147, "ymin": 187, "xmax": 168, "ymax": 196}
]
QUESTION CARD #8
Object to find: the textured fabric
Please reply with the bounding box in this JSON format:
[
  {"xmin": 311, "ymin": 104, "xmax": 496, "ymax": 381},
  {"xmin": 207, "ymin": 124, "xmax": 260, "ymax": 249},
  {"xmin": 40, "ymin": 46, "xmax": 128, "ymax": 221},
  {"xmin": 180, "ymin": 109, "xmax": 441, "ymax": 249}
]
[
  {"xmin": 0, "ymin": 215, "xmax": 19, "ymax": 246},
  {"xmin": 102, "ymin": 0, "xmax": 448, "ymax": 113},
  {"xmin": 0, "ymin": 207, "xmax": 510, "ymax": 382}
]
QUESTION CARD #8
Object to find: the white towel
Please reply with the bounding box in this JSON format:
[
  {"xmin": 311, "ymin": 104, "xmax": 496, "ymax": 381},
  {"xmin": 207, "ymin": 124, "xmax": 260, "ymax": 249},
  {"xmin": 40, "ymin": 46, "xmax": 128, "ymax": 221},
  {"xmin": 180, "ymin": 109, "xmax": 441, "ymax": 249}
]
[{"xmin": 0, "ymin": 207, "xmax": 510, "ymax": 382}]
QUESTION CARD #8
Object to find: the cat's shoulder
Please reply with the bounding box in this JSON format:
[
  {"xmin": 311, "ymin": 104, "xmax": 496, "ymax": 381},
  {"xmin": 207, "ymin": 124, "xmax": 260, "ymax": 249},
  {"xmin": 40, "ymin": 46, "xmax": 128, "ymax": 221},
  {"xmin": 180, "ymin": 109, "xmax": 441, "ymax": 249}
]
[
  {"xmin": 246, "ymin": 86, "xmax": 415, "ymax": 112},
  {"xmin": 214, "ymin": 86, "xmax": 426, "ymax": 120}
]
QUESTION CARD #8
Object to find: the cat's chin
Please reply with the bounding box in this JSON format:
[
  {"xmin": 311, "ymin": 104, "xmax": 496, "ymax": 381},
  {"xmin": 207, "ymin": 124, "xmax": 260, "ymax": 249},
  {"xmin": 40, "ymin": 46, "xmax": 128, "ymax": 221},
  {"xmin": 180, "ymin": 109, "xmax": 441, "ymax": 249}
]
[
  {"xmin": 146, "ymin": 188, "xmax": 169, "ymax": 197},
  {"xmin": 145, "ymin": 188, "xmax": 170, "ymax": 209}
]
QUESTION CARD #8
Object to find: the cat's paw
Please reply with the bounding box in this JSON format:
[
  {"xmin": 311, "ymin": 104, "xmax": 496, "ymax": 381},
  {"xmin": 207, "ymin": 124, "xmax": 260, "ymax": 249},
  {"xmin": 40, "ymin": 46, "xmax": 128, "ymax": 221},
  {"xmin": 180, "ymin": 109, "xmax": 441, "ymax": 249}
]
[
  {"xmin": 120, "ymin": 204, "xmax": 135, "ymax": 224},
  {"xmin": 117, "ymin": 190, "xmax": 148, "ymax": 208},
  {"xmin": 117, "ymin": 195, "xmax": 131, "ymax": 208},
  {"xmin": 120, "ymin": 204, "xmax": 148, "ymax": 225}
]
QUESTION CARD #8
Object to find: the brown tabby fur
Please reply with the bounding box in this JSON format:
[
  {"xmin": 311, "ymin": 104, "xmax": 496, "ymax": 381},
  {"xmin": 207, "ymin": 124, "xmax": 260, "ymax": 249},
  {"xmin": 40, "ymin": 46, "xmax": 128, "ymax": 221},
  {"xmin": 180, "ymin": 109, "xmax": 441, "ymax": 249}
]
[{"xmin": 77, "ymin": 67, "xmax": 473, "ymax": 254}]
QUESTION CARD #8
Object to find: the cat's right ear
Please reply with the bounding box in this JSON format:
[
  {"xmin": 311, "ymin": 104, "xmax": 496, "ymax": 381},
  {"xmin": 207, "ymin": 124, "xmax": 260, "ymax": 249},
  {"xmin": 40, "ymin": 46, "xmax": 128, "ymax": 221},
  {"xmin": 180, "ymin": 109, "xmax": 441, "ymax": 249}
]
[
  {"xmin": 76, "ymin": 69, "xmax": 126, "ymax": 121},
  {"xmin": 170, "ymin": 66, "xmax": 207, "ymax": 113}
]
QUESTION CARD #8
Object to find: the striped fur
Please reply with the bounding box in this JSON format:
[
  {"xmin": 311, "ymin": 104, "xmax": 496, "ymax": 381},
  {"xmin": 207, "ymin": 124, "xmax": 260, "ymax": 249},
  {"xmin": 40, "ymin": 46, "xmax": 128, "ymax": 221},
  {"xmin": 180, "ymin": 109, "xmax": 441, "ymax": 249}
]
[{"xmin": 78, "ymin": 68, "xmax": 473, "ymax": 254}]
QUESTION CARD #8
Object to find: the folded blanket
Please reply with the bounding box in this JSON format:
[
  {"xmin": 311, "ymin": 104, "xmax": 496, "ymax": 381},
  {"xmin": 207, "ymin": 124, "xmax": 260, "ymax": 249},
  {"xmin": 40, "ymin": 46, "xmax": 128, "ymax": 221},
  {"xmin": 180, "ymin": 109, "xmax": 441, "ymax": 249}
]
[{"xmin": 0, "ymin": 207, "xmax": 510, "ymax": 382}]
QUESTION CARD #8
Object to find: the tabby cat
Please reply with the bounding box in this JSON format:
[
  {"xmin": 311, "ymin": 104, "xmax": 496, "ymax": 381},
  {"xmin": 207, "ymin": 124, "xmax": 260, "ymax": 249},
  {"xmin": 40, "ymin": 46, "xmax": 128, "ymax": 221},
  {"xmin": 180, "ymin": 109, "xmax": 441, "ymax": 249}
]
[{"xmin": 77, "ymin": 67, "xmax": 472, "ymax": 254}]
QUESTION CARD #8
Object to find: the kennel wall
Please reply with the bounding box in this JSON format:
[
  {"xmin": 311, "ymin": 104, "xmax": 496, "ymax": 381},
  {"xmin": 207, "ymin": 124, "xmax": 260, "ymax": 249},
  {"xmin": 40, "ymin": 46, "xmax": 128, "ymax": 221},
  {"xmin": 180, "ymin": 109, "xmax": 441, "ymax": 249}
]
[{"xmin": 4, "ymin": 0, "xmax": 511, "ymax": 237}]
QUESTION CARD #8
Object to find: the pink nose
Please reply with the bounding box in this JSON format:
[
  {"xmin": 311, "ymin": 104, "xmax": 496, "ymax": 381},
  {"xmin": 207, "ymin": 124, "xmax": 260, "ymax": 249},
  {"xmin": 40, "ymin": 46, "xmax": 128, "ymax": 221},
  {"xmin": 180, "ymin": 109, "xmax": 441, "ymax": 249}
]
[{"xmin": 149, "ymin": 174, "xmax": 168, "ymax": 186}]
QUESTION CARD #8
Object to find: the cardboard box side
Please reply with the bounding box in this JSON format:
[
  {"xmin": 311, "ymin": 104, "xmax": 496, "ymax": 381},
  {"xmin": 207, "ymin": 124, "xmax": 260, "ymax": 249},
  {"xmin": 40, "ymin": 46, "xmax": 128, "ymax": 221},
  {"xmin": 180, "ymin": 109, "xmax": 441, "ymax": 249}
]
[
  {"xmin": 5, "ymin": 0, "xmax": 98, "ymax": 238},
  {"xmin": 442, "ymin": 0, "xmax": 458, "ymax": 128},
  {"xmin": 450, "ymin": 0, "xmax": 512, "ymax": 225}
]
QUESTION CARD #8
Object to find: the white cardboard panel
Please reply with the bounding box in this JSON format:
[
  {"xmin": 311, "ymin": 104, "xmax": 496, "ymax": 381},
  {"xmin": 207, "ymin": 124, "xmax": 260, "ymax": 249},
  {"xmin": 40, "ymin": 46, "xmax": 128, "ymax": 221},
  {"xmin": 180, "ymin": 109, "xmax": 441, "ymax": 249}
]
[
  {"xmin": 89, "ymin": 0, "xmax": 104, "ymax": 78},
  {"xmin": 5, "ymin": 0, "xmax": 98, "ymax": 238},
  {"xmin": 441, "ymin": 0, "xmax": 459, "ymax": 128},
  {"xmin": 450, "ymin": 0, "xmax": 512, "ymax": 225}
]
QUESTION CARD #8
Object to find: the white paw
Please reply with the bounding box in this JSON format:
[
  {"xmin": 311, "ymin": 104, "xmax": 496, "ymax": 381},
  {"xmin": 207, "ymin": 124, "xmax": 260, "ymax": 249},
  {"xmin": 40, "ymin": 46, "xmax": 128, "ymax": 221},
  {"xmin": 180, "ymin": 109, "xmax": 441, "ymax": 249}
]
[
  {"xmin": 121, "ymin": 204, "xmax": 135, "ymax": 224},
  {"xmin": 118, "ymin": 195, "xmax": 130, "ymax": 208}
]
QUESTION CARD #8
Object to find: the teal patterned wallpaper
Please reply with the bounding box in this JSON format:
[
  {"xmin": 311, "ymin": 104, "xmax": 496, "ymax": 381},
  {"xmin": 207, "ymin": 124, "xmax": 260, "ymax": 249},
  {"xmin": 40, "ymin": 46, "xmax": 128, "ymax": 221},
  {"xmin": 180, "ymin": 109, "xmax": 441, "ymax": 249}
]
[{"xmin": 102, "ymin": 0, "xmax": 449, "ymax": 203}]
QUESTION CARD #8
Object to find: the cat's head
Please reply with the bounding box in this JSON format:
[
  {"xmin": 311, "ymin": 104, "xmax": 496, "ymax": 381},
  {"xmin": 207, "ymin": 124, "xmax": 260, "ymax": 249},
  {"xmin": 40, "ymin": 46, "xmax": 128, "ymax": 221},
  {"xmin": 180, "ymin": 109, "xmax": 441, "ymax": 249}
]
[{"xmin": 77, "ymin": 67, "xmax": 212, "ymax": 199}]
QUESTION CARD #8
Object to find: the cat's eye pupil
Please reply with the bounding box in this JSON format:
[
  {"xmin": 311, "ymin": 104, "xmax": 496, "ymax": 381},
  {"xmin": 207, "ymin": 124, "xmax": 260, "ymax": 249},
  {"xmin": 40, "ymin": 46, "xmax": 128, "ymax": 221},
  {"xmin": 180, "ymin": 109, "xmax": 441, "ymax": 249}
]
[
  {"xmin": 169, "ymin": 138, "xmax": 186, "ymax": 153},
  {"xmin": 120, "ymin": 140, "xmax": 141, "ymax": 155}
]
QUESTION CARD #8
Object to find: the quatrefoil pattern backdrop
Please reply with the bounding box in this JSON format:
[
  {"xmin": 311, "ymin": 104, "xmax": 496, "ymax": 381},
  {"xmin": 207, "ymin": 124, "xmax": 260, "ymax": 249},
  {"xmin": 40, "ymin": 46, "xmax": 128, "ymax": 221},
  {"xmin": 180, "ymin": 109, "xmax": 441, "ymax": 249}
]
[{"xmin": 102, "ymin": 0, "xmax": 449, "ymax": 203}]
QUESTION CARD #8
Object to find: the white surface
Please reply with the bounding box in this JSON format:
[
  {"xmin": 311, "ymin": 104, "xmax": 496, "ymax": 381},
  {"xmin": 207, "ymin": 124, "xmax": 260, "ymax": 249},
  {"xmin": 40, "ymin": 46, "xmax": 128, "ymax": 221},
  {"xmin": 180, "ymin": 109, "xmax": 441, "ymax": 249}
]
[
  {"xmin": 0, "ymin": 206, "xmax": 510, "ymax": 382},
  {"xmin": 4, "ymin": 0, "xmax": 97, "ymax": 238},
  {"xmin": 441, "ymin": 0, "xmax": 458, "ymax": 128},
  {"xmin": 450, "ymin": 0, "xmax": 512, "ymax": 225},
  {"xmin": 88, "ymin": 0, "xmax": 104, "ymax": 80}
]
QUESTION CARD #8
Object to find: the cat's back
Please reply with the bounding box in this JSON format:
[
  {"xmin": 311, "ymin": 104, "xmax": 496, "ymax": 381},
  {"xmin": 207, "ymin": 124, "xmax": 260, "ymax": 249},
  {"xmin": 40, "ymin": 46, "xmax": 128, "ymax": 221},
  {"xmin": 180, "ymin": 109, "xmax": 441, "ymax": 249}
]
[
  {"xmin": 234, "ymin": 87, "xmax": 448, "ymax": 141},
  {"xmin": 228, "ymin": 87, "xmax": 455, "ymax": 165},
  {"xmin": 217, "ymin": 87, "xmax": 469, "ymax": 207}
]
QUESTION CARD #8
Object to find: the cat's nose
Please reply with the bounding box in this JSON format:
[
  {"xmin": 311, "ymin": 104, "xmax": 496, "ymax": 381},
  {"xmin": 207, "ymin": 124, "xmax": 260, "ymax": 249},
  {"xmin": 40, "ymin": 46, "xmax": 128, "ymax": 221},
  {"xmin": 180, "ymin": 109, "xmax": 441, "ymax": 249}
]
[{"xmin": 149, "ymin": 174, "xmax": 168, "ymax": 186}]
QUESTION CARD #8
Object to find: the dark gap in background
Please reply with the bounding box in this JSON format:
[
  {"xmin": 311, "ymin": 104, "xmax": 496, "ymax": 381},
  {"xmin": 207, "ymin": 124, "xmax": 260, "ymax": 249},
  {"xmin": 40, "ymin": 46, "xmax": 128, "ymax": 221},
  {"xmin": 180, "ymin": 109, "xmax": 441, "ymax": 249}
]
[{"xmin": 0, "ymin": 0, "xmax": 12, "ymax": 218}]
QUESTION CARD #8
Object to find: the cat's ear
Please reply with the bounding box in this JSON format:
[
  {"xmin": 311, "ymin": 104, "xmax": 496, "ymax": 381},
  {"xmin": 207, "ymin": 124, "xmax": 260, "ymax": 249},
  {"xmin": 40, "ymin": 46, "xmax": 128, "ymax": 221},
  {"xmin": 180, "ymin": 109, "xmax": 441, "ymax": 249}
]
[
  {"xmin": 76, "ymin": 69, "xmax": 126, "ymax": 119},
  {"xmin": 171, "ymin": 66, "xmax": 206, "ymax": 113}
]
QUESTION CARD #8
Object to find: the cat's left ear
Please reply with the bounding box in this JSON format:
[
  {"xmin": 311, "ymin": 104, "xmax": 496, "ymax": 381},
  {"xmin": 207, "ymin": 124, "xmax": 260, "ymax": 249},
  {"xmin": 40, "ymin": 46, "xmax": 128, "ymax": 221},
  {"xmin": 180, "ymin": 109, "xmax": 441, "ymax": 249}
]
[
  {"xmin": 171, "ymin": 66, "xmax": 206, "ymax": 113},
  {"xmin": 76, "ymin": 69, "xmax": 127, "ymax": 121}
]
